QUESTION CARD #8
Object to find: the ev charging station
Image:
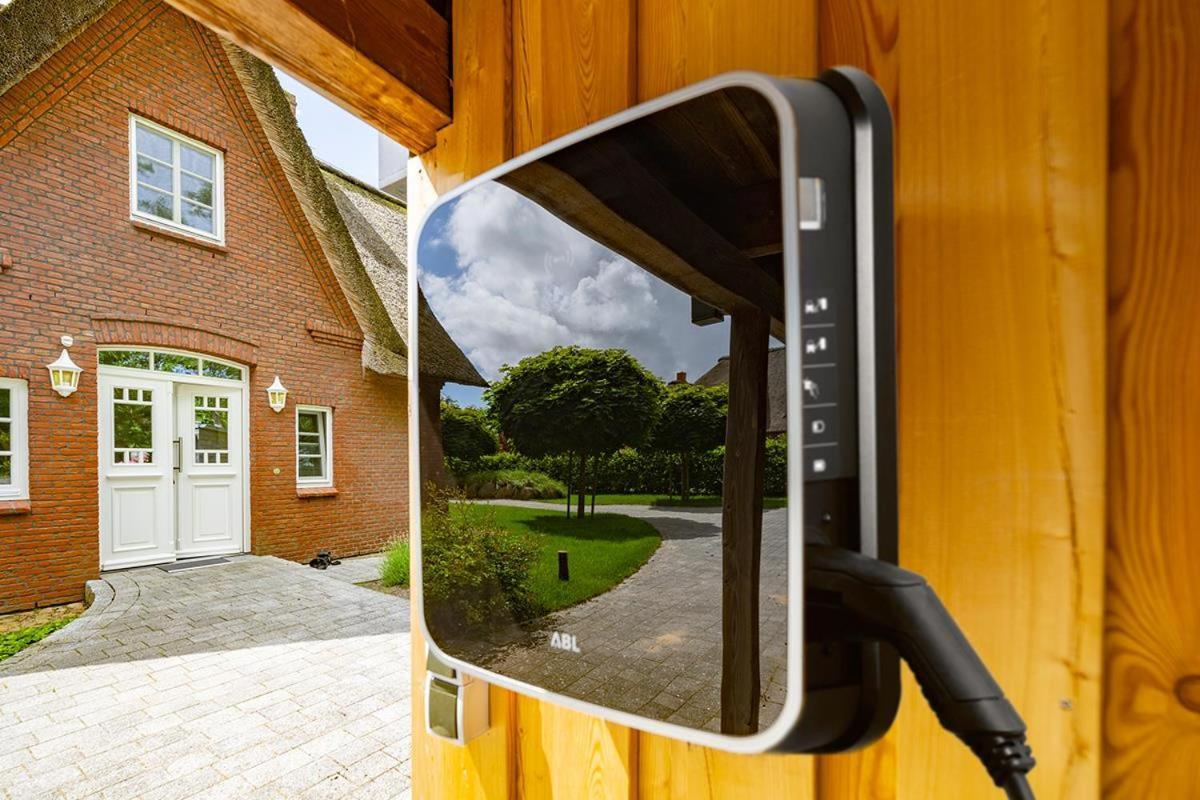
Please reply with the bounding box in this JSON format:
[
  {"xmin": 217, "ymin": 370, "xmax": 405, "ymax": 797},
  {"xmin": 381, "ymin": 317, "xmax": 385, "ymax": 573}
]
[{"xmin": 410, "ymin": 68, "xmax": 1037, "ymax": 799}]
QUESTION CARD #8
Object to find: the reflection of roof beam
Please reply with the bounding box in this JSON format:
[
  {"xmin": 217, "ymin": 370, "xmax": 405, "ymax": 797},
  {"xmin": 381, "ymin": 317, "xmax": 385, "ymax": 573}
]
[
  {"xmin": 501, "ymin": 155, "xmax": 786, "ymax": 340},
  {"xmin": 164, "ymin": 0, "xmax": 450, "ymax": 152}
]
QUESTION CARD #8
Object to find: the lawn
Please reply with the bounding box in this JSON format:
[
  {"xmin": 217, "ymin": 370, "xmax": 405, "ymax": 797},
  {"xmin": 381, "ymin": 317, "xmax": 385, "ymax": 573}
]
[
  {"xmin": 0, "ymin": 616, "xmax": 77, "ymax": 662},
  {"xmin": 558, "ymin": 493, "xmax": 787, "ymax": 509},
  {"xmin": 482, "ymin": 504, "xmax": 662, "ymax": 612}
]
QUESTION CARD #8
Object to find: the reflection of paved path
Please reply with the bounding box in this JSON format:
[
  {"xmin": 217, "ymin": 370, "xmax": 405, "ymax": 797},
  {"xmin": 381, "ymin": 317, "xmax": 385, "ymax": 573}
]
[{"xmin": 477, "ymin": 501, "xmax": 789, "ymax": 733}]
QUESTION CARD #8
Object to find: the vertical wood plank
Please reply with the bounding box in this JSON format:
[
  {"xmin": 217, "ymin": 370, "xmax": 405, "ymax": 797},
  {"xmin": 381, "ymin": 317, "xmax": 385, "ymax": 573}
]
[
  {"xmin": 509, "ymin": 2, "xmax": 641, "ymax": 797},
  {"xmin": 885, "ymin": 0, "xmax": 1106, "ymax": 797},
  {"xmin": 636, "ymin": 0, "xmax": 818, "ymax": 103},
  {"xmin": 512, "ymin": 0, "xmax": 637, "ymax": 153},
  {"xmin": 408, "ymin": 156, "xmax": 517, "ymax": 800},
  {"xmin": 422, "ymin": 0, "xmax": 513, "ymax": 191},
  {"xmin": 1106, "ymin": 0, "xmax": 1200, "ymax": 796},
  {"xmin": 633, "ymin": 2, "xmax": 817, "ymax": 797}
]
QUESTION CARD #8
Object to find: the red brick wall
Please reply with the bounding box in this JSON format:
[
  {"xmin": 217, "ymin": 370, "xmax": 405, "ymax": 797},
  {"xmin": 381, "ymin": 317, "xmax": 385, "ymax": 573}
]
[{"xmin": 0, "ymin": 0, "xmax": 412, "ymax": 611}]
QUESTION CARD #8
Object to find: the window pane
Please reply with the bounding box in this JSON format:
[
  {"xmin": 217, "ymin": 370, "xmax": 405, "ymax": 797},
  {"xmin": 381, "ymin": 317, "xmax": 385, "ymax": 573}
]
[
  {"xmin": 181, "ymin": 173, "xmax": 213, "ymax": 206},
  {"xmin": 0, "ymin": 388, "xmax": 8, "ymax": 418},
  {"xmin": 137, "ymin": 155, "xmax": 172, "ymax": 192},
  {"xmin": 194, "ymin": 408, "xmax": 229, "ymax": 451},
  {"xmin": 201, "ymin": 361, "xmax": 241, "ymax": 380},
  {"xmin": 298, "ymin": 439, "xmax": 322, "ymax": 456},
  {"xmin": 114, "ymin": 402, "xmax": 152, "ymax": 449},
  {"xmin": 137, "ymin": 185, "xmax": 173, "ymax": 221},
  {"xmin": 99, "ymin": 350, "xmax": 151, "ymax": 369},
  {"xmin": 298, "ymin": 412, "xmax": 320, "ymax": 434},
  {"xmin": 299, "ymin": 456, "xmax": 324, "ymax": 478},
  {"xmin": 180, "ymin": 145, "xmax": 214, "ymax": 179},
  {"xmin": 0, "ymin": 421, "xmax": 9, "ymax": 452},
  {"xmin": 153, "ymin": 353, "xmax": 199, "ymax": 375},
  {"xmin": 136, "ymin": 125, "xmax": 172, "ymax": 162},
  {"xmin": 0, "ymin": 455, "xmax": 9, "ymax": 485},
  {"xmin": 181, "ymin": 201, "xmax": 213, "ymax": 233}
]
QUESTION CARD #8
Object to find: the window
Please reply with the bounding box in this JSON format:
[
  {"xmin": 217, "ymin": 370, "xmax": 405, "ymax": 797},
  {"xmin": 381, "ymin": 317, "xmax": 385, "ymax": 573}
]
[
  {"xmin": 296, "ymin": 406, "xmax": 332, "ymax": 486},
  {"xmin": 193, "ymin": 395, "xmax": 230, "ymax": 465},
  {"xmin": 112, "ymin": 387, "xmax": 154, "ymax": 464},
  {"xmin": 0, "ymin": 379, "xmax": 28, "ymax": 501},
  {"xmin": 98, "ymin": 349, "xmax": 243, "ymax": 382},
  {"xmin": 129, "ymin": 116, "xmax": 223, "ymax": 242}
]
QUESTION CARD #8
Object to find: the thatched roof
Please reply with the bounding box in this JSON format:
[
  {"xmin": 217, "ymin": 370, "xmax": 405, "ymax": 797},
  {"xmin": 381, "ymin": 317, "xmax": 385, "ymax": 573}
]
[
  {"xmin": 695, "ymin": 346, "xmax": 788, "ymax": 435},
  {"xmin": 320, "ymin": 164, "xmax": 485, "ymax": 386},
  {"xmin": 0, "ymin": 0, "xmax": 484, "ymax": 387}
]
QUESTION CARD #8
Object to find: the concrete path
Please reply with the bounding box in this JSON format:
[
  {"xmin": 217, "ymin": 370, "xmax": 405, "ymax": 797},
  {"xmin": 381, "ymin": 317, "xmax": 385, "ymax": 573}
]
[
  {"xmin": 467, "ymin": 501, "xmax": 789, "ymax": 733},
  {"xmin": 0, "ymin": 556, "xmax": 411, "ymax": 800}
]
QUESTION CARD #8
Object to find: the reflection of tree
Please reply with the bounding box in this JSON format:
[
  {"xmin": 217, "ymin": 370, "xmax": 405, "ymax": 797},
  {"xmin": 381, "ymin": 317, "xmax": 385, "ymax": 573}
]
[
  {"xmin": 113, "ymin": 403, "xmax": 152, "ymax": 448},
  {"xmin": 194, "ymin": 410, "xmax": 228, "ymax": 450},
  {"xmin": 486, "ymin": 346, "xmax": 662, "ymax": 518},
  {"xmin": 650, "ymin": 383, "xmax": 727, "ymax": 501}
]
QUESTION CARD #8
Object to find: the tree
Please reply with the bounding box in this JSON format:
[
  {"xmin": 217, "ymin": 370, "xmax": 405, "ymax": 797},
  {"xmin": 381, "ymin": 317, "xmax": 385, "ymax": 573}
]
[
  {"xmin": 650, "ymin": 383, "xmax": 728, "ymax": 501},
  {"xmin": 485, "ymin": 346, "xmax": 663, "ymax": 517},
  {"xmin": 440, "ymin": 400, "xmax": 498, "ymax": 465}
]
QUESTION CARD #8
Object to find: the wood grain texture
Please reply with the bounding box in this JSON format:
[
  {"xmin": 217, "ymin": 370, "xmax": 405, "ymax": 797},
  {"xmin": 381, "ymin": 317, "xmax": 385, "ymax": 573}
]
[
  {"xmin": 163, "ymin": 0, "xmax": 450, "ymax": 151},
  {"xmin": 885, "ymin": 0, "xmax": 1106, "ymax": 797},
  {"xmin": 1106, "ymin": 0, "xmax": 1200, "ymax": 796},
  {"xmin": 636, "ymin": 0, "xmax": 818, "ymax": 102},
  {"xmin": 513, "ymin": 0, "xmax": 637, "ymax": 153},
  {"xmin": 516, "ymin": 697, "xmax": 639, "ymax": 799},
  {"xmin": 426, "ymin": 0, "xmax": 513, "ymax": 191}
]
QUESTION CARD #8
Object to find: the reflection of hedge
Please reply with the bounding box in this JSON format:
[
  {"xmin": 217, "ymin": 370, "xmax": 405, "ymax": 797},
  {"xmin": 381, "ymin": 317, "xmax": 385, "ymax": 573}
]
[
  {"xmin": 448, "ymin": 436, "xmax": 788, "ymax": 497},
  {"xmin": 421, "ymin": 487, "xmax": 542, "ymax": 636}
]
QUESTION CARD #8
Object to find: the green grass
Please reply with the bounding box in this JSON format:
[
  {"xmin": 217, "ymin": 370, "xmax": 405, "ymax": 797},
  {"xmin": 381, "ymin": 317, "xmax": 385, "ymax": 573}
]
[
  {"xmin": 557, "ymin": 493, "xmax": 787, "ymax": 509},
  {"xmin": 379, "ymin": 537, "xmax": 411, "ymax": 588},
  {"xmin": 0, "ymin": 617, "xmax": 77, "ymax": 662},
  {"xmin": 481, "ymin": 504, "xmax": 662, "ymax": 612}
]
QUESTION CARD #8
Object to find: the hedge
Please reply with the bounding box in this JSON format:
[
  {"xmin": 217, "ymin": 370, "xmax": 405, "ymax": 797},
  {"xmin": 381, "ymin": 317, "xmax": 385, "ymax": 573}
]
[{"xmin": 447, "ymin": 436, "xmax": 788, "ymax": 497}]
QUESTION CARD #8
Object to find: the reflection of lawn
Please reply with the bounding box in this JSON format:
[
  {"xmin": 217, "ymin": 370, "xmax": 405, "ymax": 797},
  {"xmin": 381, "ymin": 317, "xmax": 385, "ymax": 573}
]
[
  {"xmin": 558, "ymin": 494, "xmax": 787, "ymax": 509},
  {"xmin": 483, "ymin": 504, "xmax": 662, "ymax": 612}
]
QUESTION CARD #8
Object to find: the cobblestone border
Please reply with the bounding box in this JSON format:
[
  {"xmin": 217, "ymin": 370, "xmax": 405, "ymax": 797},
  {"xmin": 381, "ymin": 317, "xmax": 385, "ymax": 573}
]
[{"xmin": 0, "ymin": 578, "xmax": 115, "ymax": 672}]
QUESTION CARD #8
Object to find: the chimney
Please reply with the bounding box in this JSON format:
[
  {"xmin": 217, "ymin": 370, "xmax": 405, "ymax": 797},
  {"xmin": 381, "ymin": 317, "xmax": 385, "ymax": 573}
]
[
  {"xmin": 670, "ymin": 371, "xmax": 688, "ymax": 385},
  {"xmin": 284, "ymin": 90, "xmax": 298, "ymax": 118}
]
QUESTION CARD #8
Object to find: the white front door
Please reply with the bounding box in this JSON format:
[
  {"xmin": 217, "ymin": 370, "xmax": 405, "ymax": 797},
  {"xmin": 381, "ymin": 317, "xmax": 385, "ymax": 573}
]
[
  {"xmin": 99, "ymin": 374, "xmax": 174, "ymax": 569},
  {"xmin": 176, "ymin": 384, "xmax": 244, "ymax": 558}
]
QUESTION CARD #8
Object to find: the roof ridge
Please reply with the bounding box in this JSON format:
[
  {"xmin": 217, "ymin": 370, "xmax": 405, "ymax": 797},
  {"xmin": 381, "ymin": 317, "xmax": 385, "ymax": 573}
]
[{"xmin": 318, "ymin": 160, "xmax": 407, "ymax": 211}]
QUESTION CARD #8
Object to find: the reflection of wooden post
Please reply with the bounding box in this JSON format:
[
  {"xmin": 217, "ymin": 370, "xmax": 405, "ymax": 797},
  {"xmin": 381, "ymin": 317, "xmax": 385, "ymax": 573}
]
[{"xmin": 720, "ymin": 307, "xmax": 769, "ymax": 734}]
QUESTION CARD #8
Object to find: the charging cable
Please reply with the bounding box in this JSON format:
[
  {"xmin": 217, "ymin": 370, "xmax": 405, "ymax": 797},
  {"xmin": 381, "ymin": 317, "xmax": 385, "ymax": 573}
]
[{"xmin": 805, "ymin": 546, "xmax": 1037, "ymax": 800}]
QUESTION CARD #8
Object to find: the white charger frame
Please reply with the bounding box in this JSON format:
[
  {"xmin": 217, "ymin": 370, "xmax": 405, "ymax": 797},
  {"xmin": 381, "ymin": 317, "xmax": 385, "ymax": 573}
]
[{"xmin": 407, "ymin": 70, "xmax": 806, "ymax": 754}]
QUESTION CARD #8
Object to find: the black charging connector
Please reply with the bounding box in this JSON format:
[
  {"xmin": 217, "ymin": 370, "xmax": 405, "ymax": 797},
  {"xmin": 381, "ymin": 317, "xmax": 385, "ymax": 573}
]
[{"xmin": 805, "ymin": 545, "xmax": 1037, "ymax": 800}]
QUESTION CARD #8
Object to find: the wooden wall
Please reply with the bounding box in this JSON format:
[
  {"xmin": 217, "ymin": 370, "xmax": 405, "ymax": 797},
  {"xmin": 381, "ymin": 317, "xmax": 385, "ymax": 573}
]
[{"xmin": 408, "ymin": 0, "xmax": 1109, "ymax": 796}]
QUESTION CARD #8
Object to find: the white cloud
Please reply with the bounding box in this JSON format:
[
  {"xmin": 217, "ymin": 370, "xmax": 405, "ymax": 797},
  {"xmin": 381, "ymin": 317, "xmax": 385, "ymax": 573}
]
[{"xmin": 422, "ymin": 181, "xmax": 731, "ymax": 383}]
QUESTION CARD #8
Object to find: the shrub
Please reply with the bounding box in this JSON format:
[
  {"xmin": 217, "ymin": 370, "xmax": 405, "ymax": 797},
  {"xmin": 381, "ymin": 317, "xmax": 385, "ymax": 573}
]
[
  {"xmin": 462, "ymin": 469, "xmax": 565, "ymax": 500},
  {"xmin": 420, "ymin": 485, "xmax": 542, "ymax": 636},
  {"xmin": 378, "ymin": 536, "xmax": 410, "ymax": 587}
]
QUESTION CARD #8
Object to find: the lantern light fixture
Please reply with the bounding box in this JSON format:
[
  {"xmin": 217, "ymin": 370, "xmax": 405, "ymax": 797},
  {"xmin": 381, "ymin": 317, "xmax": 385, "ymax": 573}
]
[
  {"xmin": 266, "ymin": 375, "xmax": 288, "ymax": 413},
  {"xmin": 47, "ymin": 335, "xmax": 82, "ymax": 398}
]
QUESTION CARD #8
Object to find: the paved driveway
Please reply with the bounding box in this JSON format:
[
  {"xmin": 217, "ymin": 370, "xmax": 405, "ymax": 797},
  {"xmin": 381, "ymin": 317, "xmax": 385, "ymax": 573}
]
[{"xmin": 0, "ymin": 556, "xmax": 411, "ymax": 800}]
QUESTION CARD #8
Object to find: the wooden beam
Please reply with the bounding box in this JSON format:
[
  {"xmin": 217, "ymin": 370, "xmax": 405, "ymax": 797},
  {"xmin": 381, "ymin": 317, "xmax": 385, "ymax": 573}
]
[
  {"xmin": 163, "ymin": 0, "xmax": 451, "ymax": 152},
  {"xmin": 720, "ymin": 308, "xmax": 770, "ymax": 735}
]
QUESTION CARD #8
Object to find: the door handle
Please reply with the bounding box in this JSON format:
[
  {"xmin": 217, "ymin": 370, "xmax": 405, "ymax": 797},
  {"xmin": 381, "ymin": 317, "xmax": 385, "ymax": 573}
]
[{"xmin": 173, "ymin": 438, "xmax": 181, "ymax": 472}]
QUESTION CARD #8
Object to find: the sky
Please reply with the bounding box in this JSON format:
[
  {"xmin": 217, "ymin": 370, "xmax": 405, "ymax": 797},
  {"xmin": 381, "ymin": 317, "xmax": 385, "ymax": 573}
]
[
  {"xmin": 419, "ymin": 182, "xmax": 732, "ymax": 408},
  {"xmin": 274, "ymin": 70, "xmax": 382, "ymax": 186}
]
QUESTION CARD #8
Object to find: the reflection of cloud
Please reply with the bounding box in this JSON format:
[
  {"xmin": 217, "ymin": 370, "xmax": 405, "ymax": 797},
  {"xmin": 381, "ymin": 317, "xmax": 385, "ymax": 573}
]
[{"xmin": 422, "ymin": 182, "xmax": 730, "ymax": 382}]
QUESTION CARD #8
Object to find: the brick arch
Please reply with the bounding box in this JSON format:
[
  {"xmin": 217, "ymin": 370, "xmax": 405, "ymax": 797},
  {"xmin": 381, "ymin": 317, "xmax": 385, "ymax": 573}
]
[{"xmin": 91, "ymin": 315, "xmax": 258, "ymax": 367}]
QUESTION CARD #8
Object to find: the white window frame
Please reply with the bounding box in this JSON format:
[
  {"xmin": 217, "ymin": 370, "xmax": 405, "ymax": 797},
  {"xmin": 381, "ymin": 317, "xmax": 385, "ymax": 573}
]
[
  {"xmin": 295, "ymin": 406, "xmax": 333, "ymax": 487},
  {"xmin": 128, "ymin": 115, "xmax": 225, "ymax": 244},
  {"xmin": 0, "ymin": 378, "xmax": 29, "ymax": 501}
]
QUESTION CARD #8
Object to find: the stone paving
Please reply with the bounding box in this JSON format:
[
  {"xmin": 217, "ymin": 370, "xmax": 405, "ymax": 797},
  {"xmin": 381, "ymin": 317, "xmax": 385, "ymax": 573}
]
[
  {"xmin": 0, "ymin": 556, "xmax": 411, "ymax": 800},
  {"xmin": 463, "ymin": 502, "xmax": 790, "ymax": 733}
]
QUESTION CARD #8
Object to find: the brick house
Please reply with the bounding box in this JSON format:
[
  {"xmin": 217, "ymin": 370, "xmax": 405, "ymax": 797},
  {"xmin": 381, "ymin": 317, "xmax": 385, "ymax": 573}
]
[{"xmin": 0, "ymin": 0, "xmax": 482, "ymax": 612}]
